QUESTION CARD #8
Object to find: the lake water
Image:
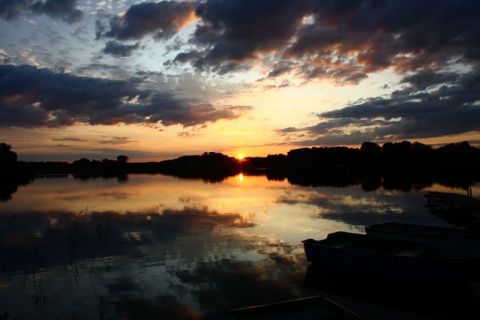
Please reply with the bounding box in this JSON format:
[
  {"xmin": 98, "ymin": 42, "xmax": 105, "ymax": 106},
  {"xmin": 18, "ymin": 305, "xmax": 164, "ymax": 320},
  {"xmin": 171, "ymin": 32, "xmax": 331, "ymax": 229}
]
[{"xmin": 1, "ymin": 173, "xmax": 479, "ymax": 319}]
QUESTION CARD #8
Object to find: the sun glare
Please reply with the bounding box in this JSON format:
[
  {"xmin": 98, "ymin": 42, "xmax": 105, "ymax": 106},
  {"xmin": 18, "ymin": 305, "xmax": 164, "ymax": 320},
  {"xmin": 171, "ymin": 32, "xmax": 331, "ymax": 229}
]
[{"xmin": 237, "ymin": 154, "xmax": 245, "ymax": 160}]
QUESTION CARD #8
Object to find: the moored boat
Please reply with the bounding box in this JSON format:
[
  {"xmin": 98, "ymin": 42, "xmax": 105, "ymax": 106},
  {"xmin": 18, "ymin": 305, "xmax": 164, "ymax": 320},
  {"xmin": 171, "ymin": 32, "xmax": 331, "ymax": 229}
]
[
  {"xmin": 226, "ymin": 295, "xmax": 361, "ymax": 319},
  {"xmin": 365, "ymin": 222, "xmax": 480, "ymax": 248},
  {"xmin": 302, "ymin": 231, "xmax": 480, "ymax": 280},
  {"xmin": 303, "ymin": 264, "xmax": 480, "ymax": 320}
]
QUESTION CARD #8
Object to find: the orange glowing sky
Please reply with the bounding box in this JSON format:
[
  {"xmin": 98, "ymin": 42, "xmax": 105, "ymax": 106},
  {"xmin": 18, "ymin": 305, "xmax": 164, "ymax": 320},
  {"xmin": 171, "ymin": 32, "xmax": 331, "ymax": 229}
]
[{"xmin": 1, "ymin": 1, "xmax": 479, "ymax": 162}]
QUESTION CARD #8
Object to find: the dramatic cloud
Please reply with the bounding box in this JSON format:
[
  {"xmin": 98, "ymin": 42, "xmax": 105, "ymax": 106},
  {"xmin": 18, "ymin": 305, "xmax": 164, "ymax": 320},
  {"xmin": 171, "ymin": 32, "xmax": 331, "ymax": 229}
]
[
  {"xmin": 289, "ymin": 0, "xmax": 480, "ymax": 76},
  {"xmin": 285, "ymin": 68, "xmax": 480, "ymax": 145},
  {"xmin": 102, "ymin": 41, "xmax": 141, "ymax": 57},
  {"xmin": 182, "ymin": 0, "xmax": 306, "ymax": 73},
  {"xmin": 98, "ymin": 1, "xmax": 197, "ymax": 41},
  {"xmin": 0, "ymin": 65, "xmax": 251, "ymax": 128},
  {"xmin": 0, "ymin": 0, "xmax": 27, "ymax": 20},
  {"xmin": 0, "ymin": 0, "xmax": 83, "ymax": 23},
  {"xmin": 166, "ymin": 0, "xmax": 480, "ymax": 84}
]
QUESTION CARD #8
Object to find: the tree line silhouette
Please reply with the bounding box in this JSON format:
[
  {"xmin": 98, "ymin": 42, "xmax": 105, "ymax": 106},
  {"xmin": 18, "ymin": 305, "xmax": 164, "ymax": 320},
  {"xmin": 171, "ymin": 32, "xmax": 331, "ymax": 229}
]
[
  {"xmin": 264, "ymin": 140, "xmax": 480, "ymax": 167},
  {"xmin": 1, "ymin": 141, "xmax": 480, "ymax": 192},
  {"xmin": 1, "ymin": 140, "xmax": 479, "ymax": 173}
]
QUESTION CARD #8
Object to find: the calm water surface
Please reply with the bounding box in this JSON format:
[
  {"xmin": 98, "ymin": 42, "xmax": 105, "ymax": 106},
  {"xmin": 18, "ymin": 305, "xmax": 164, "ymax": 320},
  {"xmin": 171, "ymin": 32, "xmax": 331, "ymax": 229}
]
[{"xmin": 1, "ymin": 174, "xmax": 478, "ymax": 319}]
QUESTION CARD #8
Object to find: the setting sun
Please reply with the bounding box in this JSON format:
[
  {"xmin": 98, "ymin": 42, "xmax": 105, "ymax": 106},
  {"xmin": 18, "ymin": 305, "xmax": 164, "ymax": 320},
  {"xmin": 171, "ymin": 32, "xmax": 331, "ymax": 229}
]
[{"xmin": 237, "ymin": 155, "xmax": 245, "ymax": 160}]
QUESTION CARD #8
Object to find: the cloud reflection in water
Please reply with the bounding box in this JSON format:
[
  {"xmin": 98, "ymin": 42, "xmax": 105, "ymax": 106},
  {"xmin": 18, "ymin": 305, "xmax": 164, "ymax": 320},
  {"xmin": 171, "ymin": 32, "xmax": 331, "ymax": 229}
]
[{"xmin": 0, "ymin": 173, "xmax": 476, "ymax": 318}]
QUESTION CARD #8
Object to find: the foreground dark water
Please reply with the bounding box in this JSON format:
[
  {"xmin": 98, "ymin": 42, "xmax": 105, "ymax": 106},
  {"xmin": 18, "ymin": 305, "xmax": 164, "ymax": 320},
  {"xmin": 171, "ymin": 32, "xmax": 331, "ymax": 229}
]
[{"xmin": 0, "ymin": 174, "xmax": 479, "ymax": 319}]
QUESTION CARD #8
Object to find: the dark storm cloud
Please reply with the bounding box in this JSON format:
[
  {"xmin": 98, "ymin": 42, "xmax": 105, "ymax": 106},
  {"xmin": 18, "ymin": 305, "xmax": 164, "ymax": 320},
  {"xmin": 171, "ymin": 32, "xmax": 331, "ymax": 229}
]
[
  {"xmin": 167, "ymin": 0, "xmax": 480, "ymax": 84},
  {"xmin": 0, "ymin": 0, "xmax": 82, "ymax": 23},
  {"xmin": 172, "ymin": 50, "xmax": 203, "ymax": 64},
  {"xmin": 144, "ymin": 94, "xmax": 252, "ymax": 127},
  {"xmin": 286, "ymin": 69, "xmax": 480, "ymax": 145},
  {"xmin": 31, "ymin": 0, "xmax": 83, "ymax": 23},
  {"xmin": 93, "ymin": 0, "xmax": 480, "ymax": 85},
  {"xmin": 400, "ymin": 70, "xmax": 459, "ymax": 91},
  {"xmin": 267, "ymin": 61, "xmax": 297, "ymax": 78},
  {"xmin": 0, "ymin": 64, "xmax": 251, "ymax": 128},
  {"xmin": 0, "ymin": 0, "xmax": 28, "ymax": 20},
  {"xmin": 187, "ymin": 0, "xmax": 306, "ymax": 72},
  {"xmin": 102, "ymin": 40, "xmax": 141, "ymax": 57},
  {"xmin": 291, "ymin": 0, "xmax": 480, "ymax": 77},
  {"xmin": 99, "ymin": 1, "xmax": 197, "ymax": 41}
]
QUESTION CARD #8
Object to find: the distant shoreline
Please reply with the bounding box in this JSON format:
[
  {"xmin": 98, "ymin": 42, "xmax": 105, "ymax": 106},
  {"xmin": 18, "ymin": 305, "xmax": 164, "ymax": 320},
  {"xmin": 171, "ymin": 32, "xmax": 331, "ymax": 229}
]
[{"xmin": 2, "ymin": 141, "xmax": 480, "ymax": 189}]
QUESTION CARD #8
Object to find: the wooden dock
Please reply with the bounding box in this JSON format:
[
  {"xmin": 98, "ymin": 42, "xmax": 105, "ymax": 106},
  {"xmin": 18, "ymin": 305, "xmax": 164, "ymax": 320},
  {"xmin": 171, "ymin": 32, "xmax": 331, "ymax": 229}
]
[{"xmin": 425, "ymin": 191, "xmax": 480, "ymax": 230}]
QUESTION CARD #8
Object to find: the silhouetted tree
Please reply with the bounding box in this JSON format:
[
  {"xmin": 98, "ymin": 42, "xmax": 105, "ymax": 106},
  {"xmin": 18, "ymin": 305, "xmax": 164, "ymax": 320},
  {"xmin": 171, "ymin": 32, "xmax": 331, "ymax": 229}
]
[
  {"xmin": 411, "ymin": 142, "xmax": 433, "ymax": 164},
  {"xmin": 73, "ymin": 158, "xmax": 91, "ymax": 166},
  {"xmin": 117, "ymin": 155, "xmax": 129, "ymax": 163},
  {"xmin": 0, "ymin": 143, "xmax": 18, "ymax": 165},
  {"xmin": 265, "ymin": 154, "xmax": 288, "ymax": 166},
  {"xmin": 382, "ymin": 141, "xmax": 414, "ymax": 164},
  {"xmin": 412, "ymin": 141, "xmax": 432, "ymax": 152},
  {"xmin": 287, "ymin": 146, "xmax": 360, "ymax": 165},
  {"xmin": 360, "ymin": 142, "xmax": 382, "ymax": 164}
]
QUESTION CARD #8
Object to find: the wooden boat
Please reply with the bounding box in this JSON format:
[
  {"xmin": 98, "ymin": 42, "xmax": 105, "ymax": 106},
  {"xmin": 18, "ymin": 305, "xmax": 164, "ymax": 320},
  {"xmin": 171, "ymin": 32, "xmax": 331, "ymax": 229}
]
[
  {"xmin": 303, "ymin": 264, "xmax": 480, "ymax": 320},
  {"xmin": 365, "ymin": 222, "xmax": 480, "ymax": 248},
  {"xmin": 302, "ymin": 231, "xmax": 480, "ymax": 280},
  {"xmin": 226, "ymin": 295, "xmax": 361, "ymax": 319}
]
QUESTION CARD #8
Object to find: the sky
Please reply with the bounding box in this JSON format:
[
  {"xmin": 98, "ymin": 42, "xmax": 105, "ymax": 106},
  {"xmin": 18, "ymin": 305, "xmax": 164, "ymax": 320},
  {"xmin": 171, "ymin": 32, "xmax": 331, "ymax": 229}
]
[{"xmin": 1, "ymin": 0, "xmax": 480, "ymax": 162}]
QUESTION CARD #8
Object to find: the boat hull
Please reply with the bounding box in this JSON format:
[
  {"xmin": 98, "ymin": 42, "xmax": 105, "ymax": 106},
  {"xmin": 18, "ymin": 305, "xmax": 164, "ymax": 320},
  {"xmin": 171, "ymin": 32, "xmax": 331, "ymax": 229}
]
[
  {"xmin": 303, "ymin": 264, "xmax": 480, "ymax": 319},
  {"xmin": 227, "ymin": 295, "xmax": 360, "ymax": 319},
  {"xmin": 303, "ymin": 231, "xmax": 480, "ymax": 280}
]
